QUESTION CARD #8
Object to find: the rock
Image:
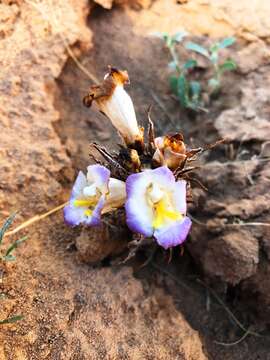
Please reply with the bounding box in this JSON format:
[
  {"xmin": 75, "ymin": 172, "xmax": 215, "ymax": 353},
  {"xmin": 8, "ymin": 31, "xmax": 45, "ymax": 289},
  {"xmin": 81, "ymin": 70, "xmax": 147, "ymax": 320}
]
[
  {"xmin": 236, "ymin": 40, "xmax": 270, "ymax": 74},
  {"xmin": 76, "ymin": 212, "xmax": 129, "ymax": 264},
  {"xmin": 0, "ymin": 258, "xmax": 207, "ymax": 359},
  {"xmin": 215, "ymin": 85, "xmax": 270, "ymax": 142},
  {"xmin": 189, "ymin": 159, "xmax": 266, "ymax": 287},
  {"xmin": 218, "ymin": 195, "xmax": 270, "ymax": 220},
  {"xmin": 0, "ymin": 0, "xmax": 92, "ymax": 215},
  {"xmin": 0, "ymin": 3, "xmax": 20, "ymax": 39},
  {"xmin": 203, "ymin": 229, "xmax": 259, "ymax": 285},
  {"xmin": 241, "ymin": 259, "xmax": 270, "ymax": 320}
]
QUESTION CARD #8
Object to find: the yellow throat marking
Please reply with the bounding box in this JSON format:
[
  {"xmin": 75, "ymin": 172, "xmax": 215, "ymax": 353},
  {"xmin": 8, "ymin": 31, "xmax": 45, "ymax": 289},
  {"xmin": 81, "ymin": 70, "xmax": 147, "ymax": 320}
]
[
  {"xmin": 153, "ymin": 199, "xmax": 182, "ymax": 229},
  {"xmin": 73, "ymin": 198, "xmax": 97, "ymax": 217}
]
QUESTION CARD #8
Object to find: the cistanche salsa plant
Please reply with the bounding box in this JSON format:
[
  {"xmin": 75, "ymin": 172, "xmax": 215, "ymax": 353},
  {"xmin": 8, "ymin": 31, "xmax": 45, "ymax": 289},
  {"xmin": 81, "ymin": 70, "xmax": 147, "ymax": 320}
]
[{"xmin": 64, "ymin": 67, "xmax": 224, "ymax": 257}]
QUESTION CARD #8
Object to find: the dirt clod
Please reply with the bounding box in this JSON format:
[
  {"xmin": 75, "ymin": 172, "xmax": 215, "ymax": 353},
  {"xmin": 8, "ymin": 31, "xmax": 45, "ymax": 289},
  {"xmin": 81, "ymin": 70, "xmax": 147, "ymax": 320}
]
[{"xmin": 76, "ymin": 212, "xmax": 128, "ymax": 264}]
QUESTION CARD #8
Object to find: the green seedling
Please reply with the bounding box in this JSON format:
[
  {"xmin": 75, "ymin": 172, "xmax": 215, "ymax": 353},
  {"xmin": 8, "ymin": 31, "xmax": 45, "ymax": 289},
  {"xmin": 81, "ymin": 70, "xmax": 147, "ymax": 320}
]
[
  {"xmin": 0, "ymin": 214, "xmax": 26, "ymax": 324},
  {"xmin": 0, "ymin": 213, "xmax": 27, "ymax": 262},
  {"xmin": 154, "ymin": 31, "xmax": 204, "ymax": 111},
  {"xmin": 0, "ymin": 315, "xmax": 24, "ymax": 325},
  {"xmin": 185, "ymin": 37, "xmax": 237, "ymax": 93}
]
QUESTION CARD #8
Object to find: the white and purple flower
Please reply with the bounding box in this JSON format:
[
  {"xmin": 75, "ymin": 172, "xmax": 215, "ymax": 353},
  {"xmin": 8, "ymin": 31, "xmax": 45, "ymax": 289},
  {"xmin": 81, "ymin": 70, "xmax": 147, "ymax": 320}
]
[
  {"xmin": 64, "ymin": 165, "xmax": 126, "ymax": 227},
  {"xmin": 125, "ymin": 166, "xmax": 192, "ymax": 249}
]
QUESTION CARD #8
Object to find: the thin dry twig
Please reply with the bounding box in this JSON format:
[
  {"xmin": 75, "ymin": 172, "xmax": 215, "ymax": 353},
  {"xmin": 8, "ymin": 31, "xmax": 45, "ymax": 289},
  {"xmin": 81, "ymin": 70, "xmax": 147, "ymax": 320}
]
[
  {"xmin": 147, "ymin": 105, "xmax": 156, "ymax": 151},
  {"xmin": 91, "ymin": 143, "xmax": 128, "ymax": 175},
  {"xmin": 4, "ymin": 202, "xmax": 68, "ymax": 238},
  {"xmin": 214, "ymin": 330, "xmax": 251, "ymax": 347},
  {"xmin": 228, "ymin": 222, "xmax": 270, "ymax": 228},
  {"xmin": 187, "ymin": 214, "xmax": 206, "ymax": 226},
  {"xmin": 152, "ymin": 265, "xmax": 265, "ymax": 345},
  {"xmin": 188, "ymin": 215, "xmax": 270, "ymax": 228},
  {"xmin": 196, "ymin": 279, "xmax": 263, "ymax": 338}
]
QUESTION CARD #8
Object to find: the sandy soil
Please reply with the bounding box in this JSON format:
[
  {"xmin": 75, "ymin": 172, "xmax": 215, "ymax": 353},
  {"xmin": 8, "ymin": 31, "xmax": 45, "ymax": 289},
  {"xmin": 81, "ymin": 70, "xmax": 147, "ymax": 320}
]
[{"xmin": 1, "ymin": 0, "xmax": 270, "ymax": 359}]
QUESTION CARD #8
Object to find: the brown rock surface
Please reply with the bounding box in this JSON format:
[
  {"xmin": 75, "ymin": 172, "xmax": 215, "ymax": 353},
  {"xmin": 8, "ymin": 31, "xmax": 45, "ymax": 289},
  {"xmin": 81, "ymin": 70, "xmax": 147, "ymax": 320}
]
[
  {"xmin": 127, "ymin": 0, "xmax": 270, "ymax": 41},
  {"xmin": 0, "ymin": 0, "xmax": 92, "ymax": 218},
  {"xmin": 1, "ymin": 0, "xmax": 270, "ymax": 359},
  {"xmin": 189, "ymin": 157, "xmax": 269, "ymax": 283},
  {"xmin": 0, "ymin": 236, "xmax": 207, "ymax": 359},
  {"xmin": 203, "ymin": 229, "xmax": 259, "ymax": 285},
  {"xmin": 215, "ymin": 81, "xmax": 270, "ymax": 142},
  {"xmin": 189, "ymin": 64, "xmax": 270, "ymax": 315}
]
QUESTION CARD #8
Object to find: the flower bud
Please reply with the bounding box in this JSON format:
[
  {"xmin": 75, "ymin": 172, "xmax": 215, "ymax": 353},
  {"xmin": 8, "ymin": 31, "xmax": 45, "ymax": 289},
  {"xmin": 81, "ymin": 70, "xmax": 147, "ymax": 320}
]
[{"xmin": 153, "ymin": 133, "xmax": 186, "ymax": 170}]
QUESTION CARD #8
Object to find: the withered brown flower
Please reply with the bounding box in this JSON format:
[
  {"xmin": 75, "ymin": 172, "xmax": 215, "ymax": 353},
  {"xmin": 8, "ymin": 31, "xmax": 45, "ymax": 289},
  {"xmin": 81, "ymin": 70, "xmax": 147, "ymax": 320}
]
[
  {"xmin": 153, "ymin": 133, "xmax": 187, "ymax": 170},
  {"xmin": 83, "ymin": 66, "xmax": 144, "ymax": 149}
]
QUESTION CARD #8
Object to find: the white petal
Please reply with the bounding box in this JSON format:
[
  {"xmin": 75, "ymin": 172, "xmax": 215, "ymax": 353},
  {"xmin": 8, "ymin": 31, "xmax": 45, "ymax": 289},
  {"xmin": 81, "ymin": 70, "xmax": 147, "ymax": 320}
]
[
  {"xmin": 83, "ymin": 184, "xmax": 97, "ymax": 197},
  {"xmin": 99, "ymin": 85, "xmax": 140, "ymax": 144},
  {"xmin": 71, "ymin": 171, "xmax": 87, "ymax": 199},
  {"xmin": 148, "ymin": 183, "xmax": 164, "ymax": 203},
  {"xmin": 172, "ymin": 180, "xmax": 187, "ymax": 214},
  {"xmin": 102, "ymin": 178, "xmax": 126, "ymax": 213},
  {"xmin": 152, "ymin": 148, "xmax": 164, "ymax": 165},
  {"xmin": 146, "ymin": 166, "xmax": 175, "ymax": 191},
  {"xmin": 86, "ymin": 164, "xmax": 110, "ymax": 194},
  {"xmin": 125, "ymin": 172, "xmax": 155, "ymax": 236},
  {"xmin": 154, "ymin": 136, "xmax": 165, "ymax": 149}
]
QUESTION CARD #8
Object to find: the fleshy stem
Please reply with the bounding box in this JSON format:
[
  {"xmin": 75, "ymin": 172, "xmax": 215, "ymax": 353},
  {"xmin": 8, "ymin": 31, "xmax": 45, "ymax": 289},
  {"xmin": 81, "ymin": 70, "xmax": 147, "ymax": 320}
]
[{"xmin": 168, "ymin": 44, "xmax": 181, "ymax": 75}]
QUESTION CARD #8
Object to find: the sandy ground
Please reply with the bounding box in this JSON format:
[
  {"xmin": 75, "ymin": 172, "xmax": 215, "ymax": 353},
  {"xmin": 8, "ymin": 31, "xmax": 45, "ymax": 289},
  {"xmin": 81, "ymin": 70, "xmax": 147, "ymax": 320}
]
[{"xmin": 0, "ymin": 0, "xmax": 270, "ymax": 359}]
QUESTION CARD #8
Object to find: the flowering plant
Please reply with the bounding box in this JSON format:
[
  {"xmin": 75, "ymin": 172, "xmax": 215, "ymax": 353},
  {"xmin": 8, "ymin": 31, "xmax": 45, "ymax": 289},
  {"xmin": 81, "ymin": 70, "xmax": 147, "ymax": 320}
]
[{"xmin": 64, "ymin": 67, "xmax": 223, "ymax": 257}]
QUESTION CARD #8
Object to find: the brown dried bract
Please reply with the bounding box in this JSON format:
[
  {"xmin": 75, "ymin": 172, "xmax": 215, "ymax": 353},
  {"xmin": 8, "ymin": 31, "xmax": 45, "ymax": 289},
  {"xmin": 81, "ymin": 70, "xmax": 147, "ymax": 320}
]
[
  {"xmin": 89, "ymin": 110, "xmax": 226, "ymax": 189},
  {"xmin": 83, "ymin": 66, "xmax": 129, "ymax": 107}
]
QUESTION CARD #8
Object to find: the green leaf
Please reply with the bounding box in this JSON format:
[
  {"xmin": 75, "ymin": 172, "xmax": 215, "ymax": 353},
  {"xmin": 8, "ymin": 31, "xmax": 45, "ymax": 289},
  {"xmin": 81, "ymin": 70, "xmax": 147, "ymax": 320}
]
[
  {"xmin": 166, "ymin": 37, "xmax": 173, "ymax": 48},
  {"xmin": 169, "ymin": 76, "xmax": 178, "ymax": 96},
  {"xmin": 218, "ymin": 37, "xmax": 236, "ymax": 49},
  {"xmin": 0, "ymin": 213, "xmax": 17, "ymax": 246},
  {"xmin": 0, "ymin": 315, "xmax": 24, "ymax": 325},
  {"xmin": 219, "ymin": 59, "xmax": 237, "ymax": 73},
  {"xmin": 190, "ymin": 81, "xmax": 201, "ymax": 100},
  {"xmin": 183, "ymin": 59, "xmax": 197, "ymax": 70},
  {"xmin": 177, "ymin": 74, "xmax": 189, "ymax": 107},
  {"xmin": 172, "ymin": 31, "xmax": 188, "ymax": 43},
  {"xmin": 185, "ymin": 42, "xmax": 209, "ymax": 58},
  {"xmin": 2, "ymin": 255, "xmax": 16, "ymax": 262},
  {"xmin": 4, "ymin": 236, "xmax": 27, "ymax": 259}
]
